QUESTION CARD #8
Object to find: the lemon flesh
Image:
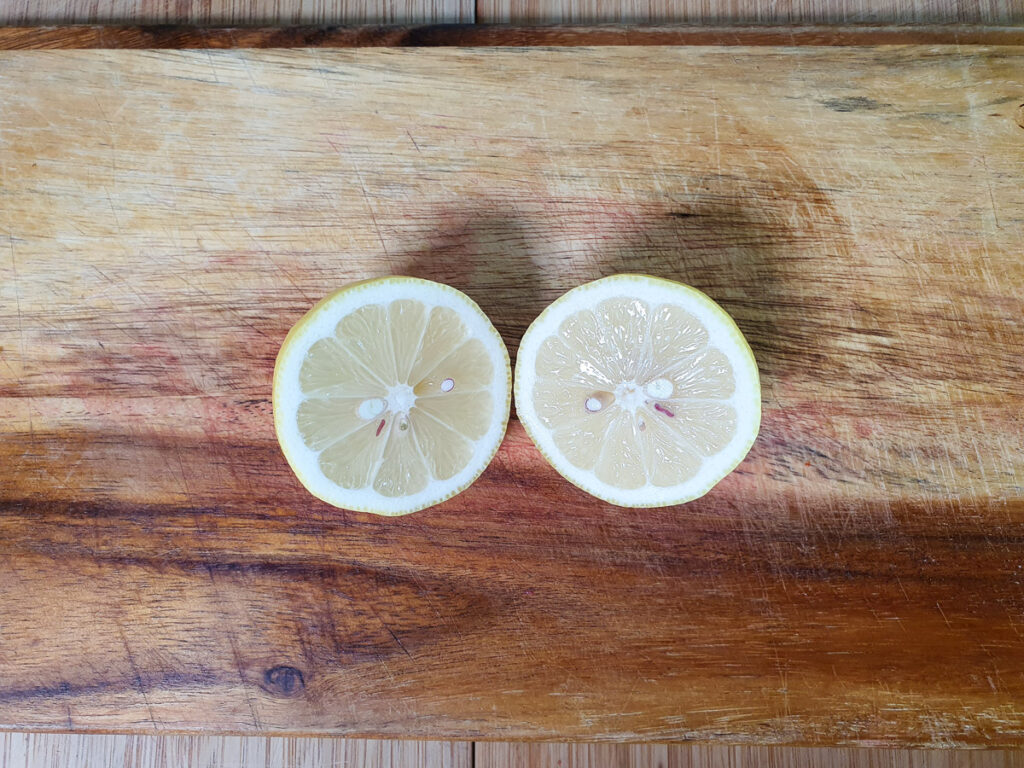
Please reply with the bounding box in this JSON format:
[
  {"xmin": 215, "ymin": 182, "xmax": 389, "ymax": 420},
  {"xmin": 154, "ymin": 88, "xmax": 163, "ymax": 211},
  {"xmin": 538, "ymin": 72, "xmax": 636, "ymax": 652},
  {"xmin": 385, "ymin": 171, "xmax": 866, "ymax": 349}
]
[
  {"xmin": 515, "ymin": 274, "xmax": 760, "ymax": 507},
  {"xmin": 274, "ymin": 277, "xmax": 511, "ymax": 515}
]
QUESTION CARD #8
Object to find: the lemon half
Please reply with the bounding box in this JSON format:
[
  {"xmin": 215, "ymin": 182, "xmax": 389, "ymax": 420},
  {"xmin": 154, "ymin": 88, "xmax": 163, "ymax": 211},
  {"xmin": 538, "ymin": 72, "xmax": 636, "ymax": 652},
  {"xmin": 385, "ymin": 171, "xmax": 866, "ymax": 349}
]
[
  {"xmin": 274, "ymin": 277, "xmax": 511, "ymax": 515},
  {"xmin": 514, "ymin": 274, "xmax": 760, "ymax": 507}
]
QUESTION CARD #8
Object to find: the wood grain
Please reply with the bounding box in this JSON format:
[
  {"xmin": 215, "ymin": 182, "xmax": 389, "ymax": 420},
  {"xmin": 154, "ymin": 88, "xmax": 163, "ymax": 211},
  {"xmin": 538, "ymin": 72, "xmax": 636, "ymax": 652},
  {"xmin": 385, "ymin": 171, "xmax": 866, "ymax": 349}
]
[
  {"xmin": 0, "ymin": 733, "xmax": 470, "ymax": 767},
  {"xmin": 3, "ymin": 24, "xmax": 1024, "ymax": 49},
  {"xmin": 0, "ymin": 0, "xmax": 473, "ymax": 24},
  {"xmin": 1, "ymin": 46, "xmax": 1023, "ymax": 745},
  {"xmin": 477, "ymin": 743, "xmax": 1024, "ymax": 767},
  {"xmin": 5, "ymin": 735, "xmax": 1023, "ymax": 768},
  {"xmin": 1, "ymin": 0, "xmax": 1017, "ymax": 25},
  {"xmin": 477, "ymin": 0, "xmax": 1023, "ymax": 24}
]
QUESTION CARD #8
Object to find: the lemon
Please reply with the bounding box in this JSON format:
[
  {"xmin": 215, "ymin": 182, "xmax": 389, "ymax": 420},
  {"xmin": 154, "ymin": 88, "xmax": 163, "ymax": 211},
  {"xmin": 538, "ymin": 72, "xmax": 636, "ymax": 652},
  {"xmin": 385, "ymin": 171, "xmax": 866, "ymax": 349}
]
[
  {"xmin": 514, "ymin": 274, "xmax": 760, "ymax": 507},
  {"xmin": 274, "ymin": 277, "xmax": 511, "ymax": 515}
]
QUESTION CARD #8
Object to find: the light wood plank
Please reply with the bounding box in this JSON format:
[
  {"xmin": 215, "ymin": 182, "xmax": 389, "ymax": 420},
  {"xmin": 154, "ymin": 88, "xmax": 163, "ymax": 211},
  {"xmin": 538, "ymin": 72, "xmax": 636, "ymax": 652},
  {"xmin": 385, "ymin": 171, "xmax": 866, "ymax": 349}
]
[
  {"xmin": 476, "ymin": 743, "xmax": 1024, "ymax": 768},
  {"xmin": 9, "ymin": 0, "xmax": 1021, "ymax": 25},
  {"xmin": 476, "ymin": 0, "xmax": 1022, "ymax": 24},
  {"xmin": 0, "ymin": 733, "xmax": 471, "ymax": 768},
  {"xmin": 4, "ymin": 737, "xmax": 1023, "ymax": 767},
  {"xmin": 0, "ymin": 0, "xmax": 473, "ymax": 24}
]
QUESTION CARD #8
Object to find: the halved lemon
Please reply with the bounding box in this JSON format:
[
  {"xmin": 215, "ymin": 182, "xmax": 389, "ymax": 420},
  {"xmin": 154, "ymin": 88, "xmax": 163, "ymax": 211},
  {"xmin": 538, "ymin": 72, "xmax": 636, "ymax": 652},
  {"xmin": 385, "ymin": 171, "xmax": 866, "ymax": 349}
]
[
  {"xmin": 274, "ymin": 277, "xmax": 511, "ymax": 515},
  {"xmin": 515, "ymin": 274, "xmax": 760, "ymax": 507}
]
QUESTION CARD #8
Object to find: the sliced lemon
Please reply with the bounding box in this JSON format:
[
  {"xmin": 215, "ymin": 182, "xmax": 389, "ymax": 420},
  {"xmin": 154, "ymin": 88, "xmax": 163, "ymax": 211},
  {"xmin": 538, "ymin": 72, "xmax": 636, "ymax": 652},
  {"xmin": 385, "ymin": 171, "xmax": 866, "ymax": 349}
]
[
  {"xmin": 274, "ymin": 277, "xmax": 511, "ymax": 515},
  {"xmin": 515, "ymin": 274, "xmax": 760, "ymax": 507}
]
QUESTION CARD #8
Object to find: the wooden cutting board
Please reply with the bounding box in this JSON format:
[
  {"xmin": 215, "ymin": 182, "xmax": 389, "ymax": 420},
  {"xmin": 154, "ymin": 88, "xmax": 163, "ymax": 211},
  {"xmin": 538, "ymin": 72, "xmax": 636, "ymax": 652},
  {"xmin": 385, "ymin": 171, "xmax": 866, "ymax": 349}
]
[{"xmin": 1, "ymin": 33, "xmax": 1023, "ymax": 746}]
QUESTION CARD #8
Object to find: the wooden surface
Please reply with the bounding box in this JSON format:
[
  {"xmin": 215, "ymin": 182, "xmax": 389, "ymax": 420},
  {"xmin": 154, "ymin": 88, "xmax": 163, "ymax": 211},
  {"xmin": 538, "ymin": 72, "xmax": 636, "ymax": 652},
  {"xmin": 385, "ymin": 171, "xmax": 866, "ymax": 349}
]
[
  {"xmin": 0, "ymin": 733, "xmax": 470, "ymax": 767},
  {"xmin": 4, "ymin": 736, "xmax": 1023, "ymax": 768},
  {"xmin": 2, "ymin": 0, "xmax": 1021, "ymax": 24},
  {"xmin": 477, "ymin": 0, "xmax": 1023, "ymax": 23},
  {"xmin": 2, "ymin": 45, "xmax": 1024, "ymax": 746},
  {"xmin": 3, "ymin": 24, "xmax": 1024, "ymax": 48},
  {"xmin": 0, "ymin": 0, "xmax": 473, "ymax": 24},
  {"xmin": 477, "ymin": 743, "xmax": 1024, "ymax": 767}
]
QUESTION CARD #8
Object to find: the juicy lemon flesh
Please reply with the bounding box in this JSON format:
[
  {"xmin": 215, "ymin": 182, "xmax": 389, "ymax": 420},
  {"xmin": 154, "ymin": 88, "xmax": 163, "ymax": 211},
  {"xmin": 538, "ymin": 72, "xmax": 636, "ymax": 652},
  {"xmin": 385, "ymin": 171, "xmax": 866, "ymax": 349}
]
[
  {"xmin": 296, "ymin": 299, "xmax": 494, "ymax": 498},
  {"xmin": 533, "ymin": 297, "xmax": 737, "ymax": 490}
]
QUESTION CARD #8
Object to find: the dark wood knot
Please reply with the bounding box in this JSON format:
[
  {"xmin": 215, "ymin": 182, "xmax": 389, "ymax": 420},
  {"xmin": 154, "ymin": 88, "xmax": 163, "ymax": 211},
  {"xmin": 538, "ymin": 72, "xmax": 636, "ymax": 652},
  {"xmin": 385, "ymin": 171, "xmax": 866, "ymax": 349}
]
[{"xmin": 262, "ymin": 665, "xmax": 305, "ymax": 697}]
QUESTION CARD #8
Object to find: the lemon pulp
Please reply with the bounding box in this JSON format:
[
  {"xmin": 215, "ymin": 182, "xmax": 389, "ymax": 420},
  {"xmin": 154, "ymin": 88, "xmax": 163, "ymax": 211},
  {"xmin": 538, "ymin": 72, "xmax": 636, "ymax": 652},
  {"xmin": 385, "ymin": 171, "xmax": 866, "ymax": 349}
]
[{"xmin": 515, "ymin": 274, "xmax": 759, "ymax": 507}]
